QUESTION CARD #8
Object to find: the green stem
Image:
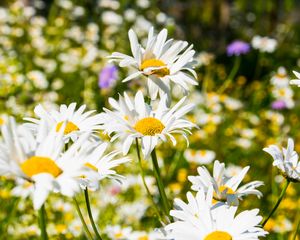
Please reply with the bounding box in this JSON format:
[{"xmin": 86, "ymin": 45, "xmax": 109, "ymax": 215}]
[
  {"xmin": 84, "ymin": 188, "xmax": 103, "ymax": 240},
  {"xmin": 253, "ymin": 51, "xmax": 263, "ymax": 80},
  {"xmin": 151, "ymin": 148, "xmax": 171, "ymax": 218},
  {"xmin": 293, "ymin": 209, "xmax": 300, "ymax": 240},
  {"xmin": 73, "ymin": 197, "xmax": 94, "ymax": 240},
  {"xmin": 218, "ymin": 56, "xmax": 241, "ymax": 94},
  {"xmin": 38, "ymin": 204, "xmax": 48, "ymax": 240},
  {"xmin": 262, "ymin": 180, "xmax": 290, "ymax": 227},
  {"xmin": 135, "ymin": 139, "xmax": 166, "ymax": 224}
]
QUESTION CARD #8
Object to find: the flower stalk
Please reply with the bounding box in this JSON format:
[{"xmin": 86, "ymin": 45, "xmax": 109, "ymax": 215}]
[
  {"xmin": 73, "ymin": 197, "xmax": 94, "ymax": 240},
  {"xmin": 135, "ymin": 139, "xmax": 166, "ymax": 224},
  {"xmin": 262, "ymin": 179, "xmax": 290, "ymax": 227},
  {"xmin": 218, "ymin": 56, "xmax": 241, "ymax": 94},
  {"xmin": 84, "ymin": 188, "xmax": 103, "ymax": 240},
  {"xmin": 38, "ymin": 204, "xmax": 48, "ymax": 240},
  {"xmin": 151, "ymin": 148, "xmax": 171, "ymax": 218}
]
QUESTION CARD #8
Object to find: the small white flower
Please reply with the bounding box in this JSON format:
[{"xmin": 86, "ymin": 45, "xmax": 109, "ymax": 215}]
[
  {"xmin": 184, "ymin": 149, "xmax": 215, "ymax": 165},
  {"xmin": 25, "ymin": 103, "xmax": 103, "ymax": 142},
  {"xmin": 251, "ymin": 35, "xmax": 277, "ymax": 53},
  {"xmin": 102, "ymin": 11, "xmax": 123, "ymax": 25},
  {"xmin": 105, "ymin": 225, "xmax": 133, "ymax": 240},
  {"xmin": 263, "ymin": 138, "xmax": 300, "ymax": 182},
  {"xmin": 188, "ymin": 160, "xmax": 263, "ymax": 206},
  {"xmin": 109, "ymin": 27, "xmax": 197, "ymax": 103},
  {"xmin": 271, "ymin": 67, "xmax": 289, "ymax": 87},
  {"xmin": 27, "ymin": 70, "xmax": 48, "ymax": 89},
  {"xmin": 165, "ymin": 189, "xmax": 268, "ymax": 240},
  {"xmin": 290, "ymin": 70, "xmax": 300, "ymax": 87},
  {"xmin": 224, "ymin": 164, "xmax": 243, "ymax": 178},
  {"xmin": 78, "ymin": 141, "xmax": 130, "ymax": 190},
  {"xmin": 130, "ymin": 230, "xmax": 166, "ymax": 240},
  {"xmin": 101, "ymin": 91, "xmax": 195, "ymax": 158}
]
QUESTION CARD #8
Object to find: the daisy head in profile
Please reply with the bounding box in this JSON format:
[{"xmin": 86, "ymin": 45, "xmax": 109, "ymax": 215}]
[
  {"xmin": 25, "ymin": 103, "xmax": 104, "ymax": 142},
  {"xmin": 0, "ymin": 117, "xmax": 92, "ymax": 209},
  {"xmin": 263, "ymin": 138, "xmax": 300, "ymax": 182},
  {"xmin": 165, "ymin": 188, "xmax": 268, "ymax": 240},
  {"xmin": 76, "ymin": 141, "xmax": 130, "ymax": 190},
  {"xmin": 101, "ymin": 91, "xmax": 195, "ymax": 159},
  {"xmin": 188, "ymin": 160, "xmax": 263, "ymax": 206},
  {"xmin": 108, "ymin": 27, "xmax": 197, "ymax": 103}
]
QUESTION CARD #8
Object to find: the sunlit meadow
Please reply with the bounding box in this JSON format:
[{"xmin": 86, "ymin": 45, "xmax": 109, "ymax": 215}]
[{"xmin": 0, "ymin": 0, "xmax": 299, "ymax": 239}]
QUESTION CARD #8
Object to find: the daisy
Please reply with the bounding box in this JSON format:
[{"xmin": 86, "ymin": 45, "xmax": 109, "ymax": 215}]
[
  {"xmin": 0, "ymin": 117, "xmax": 91, "ymax": 209},
  {"xmin": 290, "ymin": 70, "xmax": 300, "ymax": 87},
  {"xmin": 263, "ymin": 138, "xmax": 300, "ymax": 182},
  {"xmin": 25, "ymin": 103, "xmax": 103, "ymax": 142},
  {"xmin": 251, "ymin": 35, "xmax": 277, "ymax": 53},
  {"xmin": 184, "ymin": 149, "xmax": 216, "ymax": 165},
  {"xmin": 188, "ymin": 160, "xmax": 263, "ymax": 206},
  {"xmin": 77, "ymin": 141, "xmax": 130, "ymax": 190},
  {"xmin": 108, "ymin": 27, "xmax": 197, "ymax": 102},
  {"xmin": 130, "ymin": 230, "xmax": 166, "ymax": 240},
  {"xmin": 105, "ymin": 225, "xmax": 133, "ymax": 240},
  {"xmin": 270, "ymin": 67, "xmax": 289, "ymax": 87},
  {"xmin": 165, "ymin": 189, "xmax": 268, "ymax": 240},
  {"xmin": 101, "ymin": 91, "xmax": 195, "ymax": 158}
]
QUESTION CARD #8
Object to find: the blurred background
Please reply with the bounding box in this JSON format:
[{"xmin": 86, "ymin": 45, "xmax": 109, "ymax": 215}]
[{"xmin": 0, "ymin": 0, "xmax": 299, "ymax": 239}]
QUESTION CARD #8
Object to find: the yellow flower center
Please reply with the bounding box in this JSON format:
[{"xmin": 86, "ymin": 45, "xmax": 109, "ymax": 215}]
[
  {"xmin": 134, "ymin": 117, "xmax": 165, "ymax": 136},
  {"xmin": 56, "ymin": 121, "xmax": 79, "ymax": 135},
  {"xmin": 114, "ymin": 232, "xmax": 123, "ymax": 238},
  {"xmin": 276, "ymin": 73, "xmax": 286, "ymax": 78},
  {"xmin": 55, "ymin": 224, "xmax": 67, "ymax": 233},
  {"xmin": 21, "ymin": 156, "xmax": 62, "ymax": 178},
  {"xmin": 84, "ymin": 162, "xmax": 98, "ymax": 171},
  {"xmin": 138, "ymin": 236, "xmax": 149, "ymax": 240},
  {"xmin": 204, "ymin": 231, "xmax": 232, "ymax": 240},
  {"xmin": 0, "ymin": 117, "xmax": 4, "ymax": 125},
  {"xmin": 200, "ymin": 150, "xmax": 207, "ymax": 156},
  {"xmin": 140, "ymin": 59, "xmax": 170, "ymax": 77},
  {"xmin": 218, "ymin": 185, "xmax": 235, "ymax": 194},
  {"xmin": 213, "ymin": 185, "xmax": 235, "ymax": 203}
]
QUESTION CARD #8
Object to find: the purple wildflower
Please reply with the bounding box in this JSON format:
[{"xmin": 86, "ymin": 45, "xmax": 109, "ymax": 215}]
[
  {"xmin": 227, "ymin": 40, "xmax": 250, "ymax": 56},
  {"xmin": 98, "ymin": 65, "xmax": 118, "ymax": 89},
  {"xmin": 271, "ymin": 100, "xmax": 287, "ymax": 110}
]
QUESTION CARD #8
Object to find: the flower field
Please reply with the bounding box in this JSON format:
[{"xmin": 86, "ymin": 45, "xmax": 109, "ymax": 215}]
[{"xmin": 0, "ymin": 0, "xmax": 299, "ymax": 239}]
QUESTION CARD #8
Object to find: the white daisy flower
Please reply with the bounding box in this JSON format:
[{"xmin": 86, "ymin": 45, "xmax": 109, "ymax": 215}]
[
  {"xmin": 184, "ymin": 149, "xmax": 215, "ymax": 165},
  {"xmin": 263, "ymin": 138, "xmax": 300, "ymax": 182},
  {"xmin": 108, "ymin": 27, "xmax": 198, "ymax": 103},
  {"xmin": 290, "ymin": 70, "xmax": 300, "ymax": 87},
  {"xmin": 105, "ymin": 225, "xmax": 133, "ymax": 240},
  {"xmin": 101, "ymin": 91, "xmax": 195, "ymax": 158},
  {"xmin": 78, "ymin": 141, "xmax": 130, "ymax": 190},
  {"xmin": 130, "ymin": 230, "xmax": 166, "ymax": 240},
  {"xmin": 0, "ymin": 117, "xmax": 91, "ymax": 209},
  {"xmin": 251, "ymin": 35, "xmax": 277, "ymax": 53},
  {"xmin": 165, "ymin": 189, "xmax": 268, "ymax": 240},
  {"xmin": 188, "ymin": 160, "xmax": 263, "ymax": 206},
  {"xmin": 270, "ymin": 67, "xmax": 289, "ymax": 87},
  {"xmin": 25, "ymin": 103, "xmax": 103, "ymax": 142},
  {"xmin": 224, "ymin": 164, "xmax": 243, "ymax": 178}
]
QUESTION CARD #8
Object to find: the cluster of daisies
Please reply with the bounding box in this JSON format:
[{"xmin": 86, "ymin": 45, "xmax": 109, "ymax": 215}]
[
  {"xmin": 1, "ymin": 26, "xmax": 300, "ymax": 239},
  {"xmin": 0, "ymin": 104, "xmax": 130, "ymax": 210}
]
